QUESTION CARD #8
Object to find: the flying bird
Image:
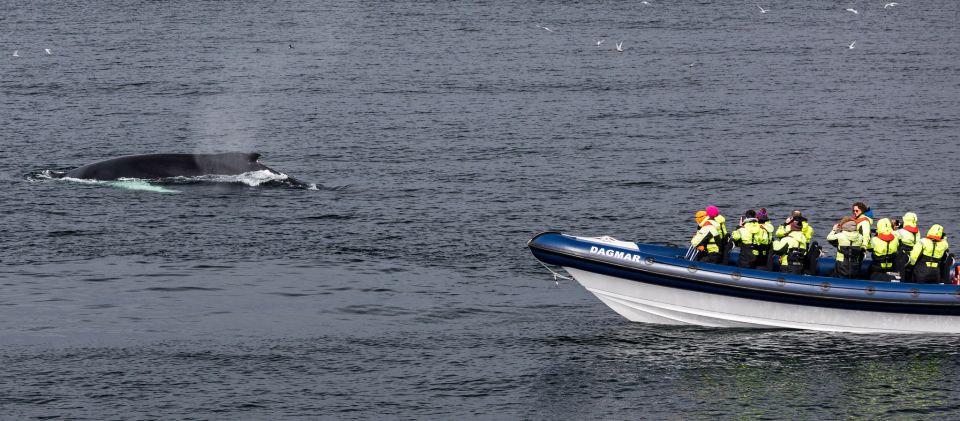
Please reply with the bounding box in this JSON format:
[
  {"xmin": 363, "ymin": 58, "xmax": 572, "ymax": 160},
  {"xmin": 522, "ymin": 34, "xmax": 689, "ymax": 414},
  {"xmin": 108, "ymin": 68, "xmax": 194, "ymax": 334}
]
[
  {"xmin": 12, "ymin": 50, "xmax": 19, "ymax": 57},
  {"xmin": 845, "ymin": 8, "xmax": 858, "ymax": 14},
  {"xmin": 44, "ymin": 48, "xmax": 52, "ymax": 55},
  {"xmin": 595, "ymin": 39, "xmax": 604, "ymax": 47},
  {"xmin": 538, "ymin": 25, "xmax": 553, "ymax": 32},
  {"xmin": 615, "ymin": 41, "xmax": 623, "ymax": 52},
  {"xmin": 849, "ymin": 40, "xmax": 856, "ymax": 49},
  {"xmin": 641, "ymin": 1, "xmax": 651, "ymax": 4},
  {"xmin": 758, "ymin": 5, "xmax": 768, "ymax": 13},
  {"xmin": 884, "ymin": 2, "xmax": 899, "ymax": 8}
]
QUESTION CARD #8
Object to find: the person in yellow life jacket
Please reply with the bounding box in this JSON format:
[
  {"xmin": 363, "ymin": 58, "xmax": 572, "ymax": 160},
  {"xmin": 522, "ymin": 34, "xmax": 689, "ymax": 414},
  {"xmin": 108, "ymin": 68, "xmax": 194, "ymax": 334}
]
[
  {"xmin": 908, "ymin": 224, "xmax": 950, "ymax": 284},
  {"xmin": 732, "ymin": 210, "xmax": 772, "ymax": 269},
  {"xmin": 867, "ymin": 218, "xmax": 900, "ymax": 281},
  {"xmin": 827, "ymin": 216, "xmax": 864, "ymax": 279},
  {"xmin": 691, "ymin": 210, "xmax": 722, "ymax": 264},
  {"xmin": 756, "ymin": 208, "xmax": 774, "ymax": 235},
  {"xmin": 893, "ymin": 212, "xmax": 920, "ymax": 279},
  {"xmin": 775, "ymin": 210, "xmax": 814, "ymax": 244},
  {"xmin": 705, "ymin": 205, "xmax": 730, "ymax": 263},
  {"xmin": 755, "ymin": 208, "xmax": 774, "ymax": 267},
  {"xmin": 852, "ymin": 202, "xmax": 873, "ymax": 250},
  {"xmin": 772, "ymin": 220, "xmax": 807, "ymax": 274}
]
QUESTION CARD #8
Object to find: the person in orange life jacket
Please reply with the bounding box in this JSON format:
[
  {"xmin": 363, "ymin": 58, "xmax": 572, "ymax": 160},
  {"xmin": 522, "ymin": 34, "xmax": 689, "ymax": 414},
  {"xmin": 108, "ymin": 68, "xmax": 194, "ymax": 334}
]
[
  {"xmin": 867, "ymin": 218, "xmax": 900, "ymax": 281},
  {"xmin": 775, "ymin": 210, "xmax": 814, "ymax": 244},
  {"xmin": 908, "ymin": 224, "xmax": 950, "ymax": 284},
  {"xmin": 756, "ymin": 208, "xmax": 775, "ymax": 268},
  {"xmin": 691, "ymin": 210, "xmax": 722, "ymax": 264},
  {"xmin": 892, "ymin": 212, "xmax": 920, "ymax": 280},
  {"xmin": 731, "ymin": 210, "xmax": 772, "ymax": 269},
  {"xmin": 827, "ymin": 216, "xmax": 864, "ymax": 279},
  {"xmin": 772, "ymin": 220, "xmax": 807, "ymax": 274},
  {"xmin": 852, "ymin": 202, "xmax": 873, "ymax": 251}
]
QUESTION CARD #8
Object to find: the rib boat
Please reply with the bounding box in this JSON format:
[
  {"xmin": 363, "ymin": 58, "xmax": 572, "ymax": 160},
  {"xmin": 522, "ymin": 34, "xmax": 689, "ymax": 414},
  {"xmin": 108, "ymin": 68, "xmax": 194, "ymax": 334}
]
[{"xmin": 528, "ymin": 231, "xmax": 960, "ymax": 334}]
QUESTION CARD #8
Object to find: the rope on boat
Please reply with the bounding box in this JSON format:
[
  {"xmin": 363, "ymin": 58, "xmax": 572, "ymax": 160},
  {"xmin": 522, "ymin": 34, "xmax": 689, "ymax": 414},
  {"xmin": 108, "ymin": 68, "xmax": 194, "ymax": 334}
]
[{"xmin": 536, "ymin": 259, "xmax": 573, "ymax": 285}]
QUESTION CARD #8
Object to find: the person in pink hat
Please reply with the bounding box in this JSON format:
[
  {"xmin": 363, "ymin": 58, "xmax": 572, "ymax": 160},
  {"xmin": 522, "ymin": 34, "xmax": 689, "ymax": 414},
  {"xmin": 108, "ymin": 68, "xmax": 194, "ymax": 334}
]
[{"xmin": 705, "ymin": 205, "xmax": 730, "ymax": 263}]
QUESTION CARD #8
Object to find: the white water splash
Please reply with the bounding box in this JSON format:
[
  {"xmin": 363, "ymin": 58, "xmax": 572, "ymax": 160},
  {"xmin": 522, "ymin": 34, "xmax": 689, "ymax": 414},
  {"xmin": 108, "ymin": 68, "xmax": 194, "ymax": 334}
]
[
  {"xmin": 59, "ymin": 177, "xmax": 180, "ymax": 193},
  {"xmin": 192, "ymin": 170, "xmax": 292, "ymax": 186},
  {"xmin": 107, "ymin": 180, "xmax": 180, "ymax": 193}
]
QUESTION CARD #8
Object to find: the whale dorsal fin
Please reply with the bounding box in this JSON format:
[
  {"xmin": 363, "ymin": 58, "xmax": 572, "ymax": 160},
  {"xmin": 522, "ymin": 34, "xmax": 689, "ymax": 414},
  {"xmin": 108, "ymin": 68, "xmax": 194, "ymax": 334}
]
[{"xmin": 247, "ymin": 152, "xmax": 261, "ymax": 162}]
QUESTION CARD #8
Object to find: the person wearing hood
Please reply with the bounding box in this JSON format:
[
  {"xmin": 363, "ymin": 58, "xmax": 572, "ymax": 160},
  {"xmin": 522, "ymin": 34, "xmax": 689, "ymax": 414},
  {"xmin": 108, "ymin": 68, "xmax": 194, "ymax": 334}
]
[
  {"xmin": 776, "ymin": 210, "xmax": 814, "ymax": 244},
  {"xmin": 867, "ymin": 218, "xmax": 900, "ymax": 281},
  {"xmin": 852, "ymin": 202, "xmax": 873, "ymax": 250},
  {"xmin": 691, "ymin": 210, "xmax": 722, "ymax": 264},
  {"xmin": 772, "ymin": 220, "xmax": 808, "ymax": 274},
  {"xmin": 893, "ymin": 212, "xmax": 920, "ymax": 279},
  {"xmin": 908, "ymin": 224, "xmax": 950, "ymax": 284},
  {"xmin": 731, "ymin": 210, "xmax": 772, "ymax": 269},
  {"xmin": 827, "ymin": 216, "xmax": 864, "ymax": 279}
]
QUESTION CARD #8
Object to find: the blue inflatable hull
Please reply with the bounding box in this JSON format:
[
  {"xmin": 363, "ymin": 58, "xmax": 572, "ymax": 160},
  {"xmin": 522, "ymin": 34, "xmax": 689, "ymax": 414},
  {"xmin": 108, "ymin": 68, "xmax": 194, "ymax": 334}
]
[{"xmin": 528, "ymin": 232, "xmax": 960, "ymax": 333}]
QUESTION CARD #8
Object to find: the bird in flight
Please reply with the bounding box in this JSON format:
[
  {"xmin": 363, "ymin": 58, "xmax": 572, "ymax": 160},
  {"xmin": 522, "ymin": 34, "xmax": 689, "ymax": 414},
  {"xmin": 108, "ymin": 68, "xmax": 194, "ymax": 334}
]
[
  {"xmin": 758, "ymin": 5, "xmax": 768, "ymax": 13},
  {"xmin": 595, "ymin": 39, "xmax": 604, "ymax": 47},
  {"xmin": 845, "ymin": 8, "xmax": 859, "ymax": 14},
  {"xmin": 538, "ymin": 25, "xmax": 553, "ymax": 32},
  {"xmin": 12, "ymin": 50, "xmax": 19, "ymax": 57},
  {"xmin": 44, "ymin": 48, "xmax": 52, "ymax": 55},
  {"xmin": 884, "ymin": 2, "xmax": 899, "ymax": 8},
  {"xmin": 615, "ymin": 41, "xmax": 623, "ymax": 52},
  {"xmin": 849, "ymin": 40, "xmax": 856, "ymax": 49},
  {"xmin": 641, "ymin": 1, "xmax": 651, "ymax": 4}
]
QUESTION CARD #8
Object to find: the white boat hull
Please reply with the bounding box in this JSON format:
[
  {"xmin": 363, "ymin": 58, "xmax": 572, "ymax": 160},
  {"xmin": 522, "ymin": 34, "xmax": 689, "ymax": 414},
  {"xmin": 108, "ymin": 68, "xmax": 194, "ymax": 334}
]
[{"xmin": 565, "ymin": 267, "xmax": 960, "ymax": 334}]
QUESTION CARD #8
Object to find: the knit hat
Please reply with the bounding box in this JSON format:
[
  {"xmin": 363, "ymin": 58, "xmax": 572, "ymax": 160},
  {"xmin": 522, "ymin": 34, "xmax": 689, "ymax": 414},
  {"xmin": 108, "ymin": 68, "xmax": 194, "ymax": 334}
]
[
  {"xmin": 706, "ymin": 205, "xmax": 719, "ymax": 218},
  {"xmin": 756, "ymin": 208, "xmax": 769, "ymax": 222}
]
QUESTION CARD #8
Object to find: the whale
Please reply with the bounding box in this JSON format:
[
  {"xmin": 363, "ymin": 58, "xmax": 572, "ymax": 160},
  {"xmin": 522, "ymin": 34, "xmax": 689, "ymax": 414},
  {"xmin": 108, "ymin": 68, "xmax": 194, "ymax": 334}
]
[{"xmin": 60, "ymin": 152, "xmax": 303, "ymax": 186}]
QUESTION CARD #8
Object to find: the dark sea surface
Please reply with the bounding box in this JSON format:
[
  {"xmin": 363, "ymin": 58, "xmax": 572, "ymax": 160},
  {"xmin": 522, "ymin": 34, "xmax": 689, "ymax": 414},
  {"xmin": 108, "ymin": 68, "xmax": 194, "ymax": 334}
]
[{"xmin": 2, "ymin": 0, "xmax": 960, "ymax": 418}]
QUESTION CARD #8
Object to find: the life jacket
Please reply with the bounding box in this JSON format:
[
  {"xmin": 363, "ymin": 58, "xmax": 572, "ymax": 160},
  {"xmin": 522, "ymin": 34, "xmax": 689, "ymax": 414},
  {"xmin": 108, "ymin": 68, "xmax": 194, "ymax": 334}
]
[
  {"xmin": 855, "ymin": 215, "xmax": 873, "ymax": 249},
  {"xmin": 916, "ymin": 237, "xmax": 949, "ymax": 268},
  {"xmin": 692, "ymin": 221, "xmax": 721, "ymax": 254},
  {"xmin": 897, "ymin": 228, "xmax": 919, "ymax": 248},
  {"xmin": 774, "ymin": 231, "xmax": 807, "ymax": 273},
  {"xmin": 871, "ymin": 219, "xmax": 900, "ymax": 271},
  {"xmin": 733, "ymin": 221, "xmax": 771, "ymax": 268},
  {"xmin": 913, "ymin": 237, "xmax": 950, "ymax": 283}
]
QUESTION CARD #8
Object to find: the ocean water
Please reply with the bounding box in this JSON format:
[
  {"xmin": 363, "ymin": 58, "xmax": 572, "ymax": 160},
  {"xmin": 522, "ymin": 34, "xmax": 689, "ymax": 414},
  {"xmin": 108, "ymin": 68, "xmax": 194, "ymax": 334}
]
[{"xmin": 2, "ymin": 0, "xmax": 960, "ymax": 418}]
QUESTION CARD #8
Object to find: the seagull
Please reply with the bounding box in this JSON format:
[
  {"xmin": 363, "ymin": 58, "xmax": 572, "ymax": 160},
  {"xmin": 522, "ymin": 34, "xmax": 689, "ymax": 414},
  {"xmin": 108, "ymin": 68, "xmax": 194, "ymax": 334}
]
[
  {"xmin": 641, "ymin": 1, "xmax": 651, "ymax": 4},
  {"xmin": 44, "ymin": 48, "xmax": 51, "ymax": 55},
  {"xmin": 758, "ymin": 5, "xmax": 768, "ymax": 13},
  {"xmin": 884, "ymin": 2, "xmax": 899, "ymax": 8},
  {"xmin": 12, "ymin": 50, "xmax": 19, "ymax": 57},
  {"xmin": 538, "ymin": 25, "xmax": 553, "ymax": 32},
  {"xmin": 288, "ymin": 44, "xmax": 294, "ymax": 49},
  {"xmin": 849, "ymin": 40, "xmax": 856, "ymax": 49},
  {"xmin": 845, "ymin": 8, "xmax": 858, "ymax": 14},
  {"xmin": 595, "ymin": 39, "xmax": 604, "ymax": 47},
  {"xmin": 615, "ymin": 41, "xmax": 623, "ymax": 52}
]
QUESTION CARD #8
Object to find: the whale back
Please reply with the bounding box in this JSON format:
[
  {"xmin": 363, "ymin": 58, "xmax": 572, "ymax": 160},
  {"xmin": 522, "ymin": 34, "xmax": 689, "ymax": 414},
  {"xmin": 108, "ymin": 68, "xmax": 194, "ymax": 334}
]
[{"xmin": 65, "ymin": 152, "xmax": 273, "ymax": 180}]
